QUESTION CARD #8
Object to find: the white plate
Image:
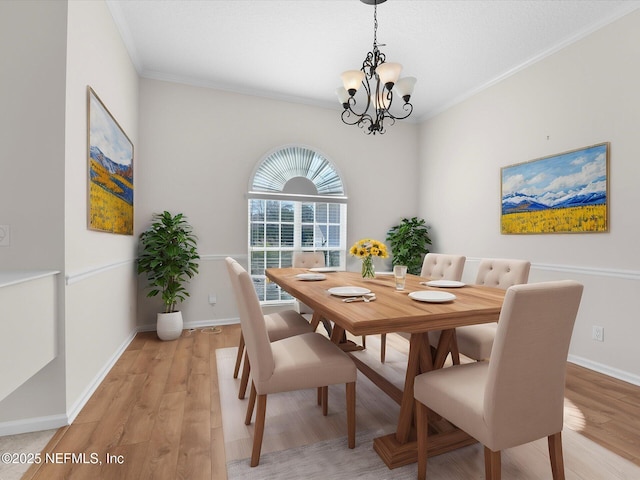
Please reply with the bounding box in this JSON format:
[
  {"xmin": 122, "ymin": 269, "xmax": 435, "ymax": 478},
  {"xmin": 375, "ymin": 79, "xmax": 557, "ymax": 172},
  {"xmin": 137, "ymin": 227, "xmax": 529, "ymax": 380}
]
[
  {"xmin": 328, "ymin": 286, "xmax": 372, "ymax": 297},
  {"xmin": 309, "ymin": 267, "xmax": 338, "ymax": 273},
  {"xmin": 425, "ymin": 280, "xmax": 466, "ymax": 288},
  {"xmin": 409, "ymin": 291, "xmax": 456, "ymax": 303},
  {"xmin": 295, "ymin": 273, "xmax": 326, "ymax": 281},
  {"xmin": 375, "ymin": 271, "xmax": 394, "ymax": 276}
]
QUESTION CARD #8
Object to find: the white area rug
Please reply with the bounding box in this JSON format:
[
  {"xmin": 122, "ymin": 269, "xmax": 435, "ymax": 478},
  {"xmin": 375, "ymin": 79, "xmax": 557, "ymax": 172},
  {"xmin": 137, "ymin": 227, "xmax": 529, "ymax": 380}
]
[
  {"xmin": 0, "ymin": 429, "xmax": 57, "ymax": 480},
  {"xmin": 217, "ymin": 344, "xmax": 640, "ymax": 479},
  {"xmin": 226, "ymin": 429, "xmax": 417, "ymax": 480}
]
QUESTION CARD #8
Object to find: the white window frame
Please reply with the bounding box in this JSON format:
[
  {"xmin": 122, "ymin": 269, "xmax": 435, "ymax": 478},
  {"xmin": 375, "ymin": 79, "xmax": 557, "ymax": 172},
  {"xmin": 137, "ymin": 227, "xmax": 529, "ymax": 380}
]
[{"xmin": 247, "ymin": 146, "xmax": 347, "ymax": 305}]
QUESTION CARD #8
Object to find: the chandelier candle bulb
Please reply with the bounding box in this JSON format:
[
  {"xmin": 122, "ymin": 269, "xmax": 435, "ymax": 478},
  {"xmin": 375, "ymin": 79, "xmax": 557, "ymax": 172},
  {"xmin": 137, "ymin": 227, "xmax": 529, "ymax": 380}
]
[
  {"xmin": 372, "ymin": 91, "xmax": 391, "ymax": 111},
  {"xmin": 341, "ymin": 70, "xmax": 365, "ymax": 95},
  {"xmin": 376, "ymin": 62, "xmax": 402, "ymax": 88},
  {"xmin": 336, "ymin": 87, "xmax": 350, "ymax": 106},
  {"xmin": 394, "ymin": 76, "xmax": 417, "ymax": 102}
]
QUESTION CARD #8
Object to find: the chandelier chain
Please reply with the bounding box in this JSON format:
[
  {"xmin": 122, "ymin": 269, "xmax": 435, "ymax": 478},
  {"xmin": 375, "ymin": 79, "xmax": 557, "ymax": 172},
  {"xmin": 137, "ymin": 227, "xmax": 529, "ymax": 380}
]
[{"xmin": 373, "ymin": 2, "xmax": 378, "ymax": 48}]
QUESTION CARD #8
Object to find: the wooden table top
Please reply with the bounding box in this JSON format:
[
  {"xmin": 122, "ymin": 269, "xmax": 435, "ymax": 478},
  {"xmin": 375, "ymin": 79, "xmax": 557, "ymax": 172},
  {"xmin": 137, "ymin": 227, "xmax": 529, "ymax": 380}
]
[{"xmin": 266, "ymin": 268, "xmax": 506, "ymax": 336}]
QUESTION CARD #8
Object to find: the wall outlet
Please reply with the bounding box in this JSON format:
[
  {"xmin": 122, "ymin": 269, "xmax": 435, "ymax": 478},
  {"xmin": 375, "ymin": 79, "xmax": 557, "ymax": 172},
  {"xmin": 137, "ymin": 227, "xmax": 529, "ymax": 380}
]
[
  {"xmin": 208, "ymin": 293, "xmax": 217, "ymax": 305},
  {"xmin": 0, "ymin": 225, "xmax": 10, "ymax": 247},
  {"xmin": 592, "ymin": 325, "xmax": 604, "ymax": 342}
]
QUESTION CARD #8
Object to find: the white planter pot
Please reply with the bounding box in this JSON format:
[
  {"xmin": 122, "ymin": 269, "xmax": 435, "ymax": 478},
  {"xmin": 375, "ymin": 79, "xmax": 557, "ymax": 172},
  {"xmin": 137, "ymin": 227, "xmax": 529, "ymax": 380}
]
[{"xmin": 156, "ymin": 311, "xmax": 183, "ymax": 341}]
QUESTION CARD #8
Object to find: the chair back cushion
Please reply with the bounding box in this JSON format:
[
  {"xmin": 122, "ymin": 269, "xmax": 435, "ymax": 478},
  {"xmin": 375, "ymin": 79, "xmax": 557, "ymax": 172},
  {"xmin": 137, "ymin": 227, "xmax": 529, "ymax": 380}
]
[
  {"xmin": 292, "ymin": 252, "xmax": 325, "ymax": 269},
  {"xmin": 420, "ymin": 253, "xmax": 466, "ymax": 280},
  {"xmin": 292, "ymin": 252, "xmax": 325, "ymax": 313},
  {"xmin": 225, "ymin": 258, "xmax": 275, "ymax": 382},
  {"xmin": 484, "ymin": 280, "xmax": 583, "ymax": 450},
  {"xmin": 475, "ymin": 258, "xmax": 531, "ymax": 289}
]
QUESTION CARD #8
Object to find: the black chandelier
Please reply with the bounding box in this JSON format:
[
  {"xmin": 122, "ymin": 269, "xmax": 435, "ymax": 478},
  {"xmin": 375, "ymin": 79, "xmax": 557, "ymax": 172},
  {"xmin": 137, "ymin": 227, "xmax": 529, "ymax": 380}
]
[{"xmin": 336, "ymin": 0, "xmax": 416, "ymax": 135}]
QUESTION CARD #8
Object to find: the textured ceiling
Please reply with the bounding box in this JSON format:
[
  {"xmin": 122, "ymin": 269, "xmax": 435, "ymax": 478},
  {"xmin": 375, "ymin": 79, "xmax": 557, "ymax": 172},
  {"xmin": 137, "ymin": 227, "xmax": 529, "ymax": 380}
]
[{"xmin": 106, "ymin": 0, "xmax": 640, "ymax": 120}]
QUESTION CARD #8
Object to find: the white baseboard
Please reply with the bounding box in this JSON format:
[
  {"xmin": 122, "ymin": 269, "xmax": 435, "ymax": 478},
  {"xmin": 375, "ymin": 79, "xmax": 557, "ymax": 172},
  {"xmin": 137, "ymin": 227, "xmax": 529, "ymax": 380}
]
[
  {"xmin": 568, "ymin": 354, "xmax": 640, "ymax": 387},
  {"xmin": 139, "ymin": 316, "xmax": 240, "ymax": 333},
  {"xmin": 184, "ymin": 317, "xmax": 240, "ymax": 330},
  {"xmin": 65, "ymin": 329, "xmax": 139, "ymax": 425},
  {"xmin": 0, "ymin": 414, "xmax": 67, "ymax": 437}
]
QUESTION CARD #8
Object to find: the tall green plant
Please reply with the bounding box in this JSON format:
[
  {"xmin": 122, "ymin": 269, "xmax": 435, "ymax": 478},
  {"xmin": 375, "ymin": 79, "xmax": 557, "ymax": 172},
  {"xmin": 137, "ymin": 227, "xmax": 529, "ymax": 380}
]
[
  {"xmin": 137, "ymin": 211, "xmax": 200, "ymax": 313},
  {"xmin": 386, "ymin": 217, "xmax": 432, "ymax": 275}
]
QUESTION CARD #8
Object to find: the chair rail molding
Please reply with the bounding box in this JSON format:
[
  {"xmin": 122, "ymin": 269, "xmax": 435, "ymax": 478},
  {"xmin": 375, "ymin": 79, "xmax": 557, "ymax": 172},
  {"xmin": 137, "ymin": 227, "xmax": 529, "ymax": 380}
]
[
  {"xmin": 465, "ymin": 257, "xmax": 640, "ymax": 281},
  {"xmin": 66, "ymin": 259, "xmax": 136, "ymax": 285},
  {"xmin": 533, "ymin": 262, "xmax": 640, "ymax": 280},
  {"xmin": 199, "ymin": 253, "xmax": 248, "ymax": 262},
  {"xmin": 65, "ymin": 254, "xmax": 249, "ymax": 285}
]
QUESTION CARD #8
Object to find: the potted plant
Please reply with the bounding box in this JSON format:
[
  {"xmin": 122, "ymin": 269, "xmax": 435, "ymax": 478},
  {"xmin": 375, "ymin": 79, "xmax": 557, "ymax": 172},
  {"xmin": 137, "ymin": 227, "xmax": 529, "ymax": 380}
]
[
  {"xmin": 137, "ymin": 211, "xmax": 199, "ymax": 340},
  {"xmin": 386, "ymin": 217, "xmax": 432, "ymax": 275}
]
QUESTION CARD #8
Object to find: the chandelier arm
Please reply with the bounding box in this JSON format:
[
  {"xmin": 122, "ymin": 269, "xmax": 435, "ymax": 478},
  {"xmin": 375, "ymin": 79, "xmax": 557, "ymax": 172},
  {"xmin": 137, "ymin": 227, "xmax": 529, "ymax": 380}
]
[
  {"xmin": 361, "ymin": 74, "xmax": 373, "ymax": 112},
  {"xmin": 362, "ymin": 51, "xmax": 376, "ymax": 81},
  {"xmin": 375, "ymin": 111, "xmax": 385, "ymax": 133},
  {"xmin": 340, "ymin": 108, "xmax": 361, "ymax": 126},
  {"xmin": 377, "ymin": 117, "xmax": 388, "ymax": 135},
  {"xmin": 382, "ymin": 101, "xmax": 414, "ymax": 121},
  {"xmin": 341, "ymin": 108, "xmax": 374, "ymax": 129}
]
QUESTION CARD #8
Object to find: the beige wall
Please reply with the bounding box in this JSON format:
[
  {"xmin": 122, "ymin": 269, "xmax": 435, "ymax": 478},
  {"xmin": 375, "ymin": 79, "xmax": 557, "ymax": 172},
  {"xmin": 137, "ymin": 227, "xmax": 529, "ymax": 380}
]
[
  {"xmin": 0, "ymin": 0, "xmax": 67, "ymax": 271},
  {"xmin": 0, "ymin": 0, "xmax": 139, "ymax": 432},
  {"xmin": 63, "ymin": 0, "xmax": 139, "ymax": 416},
  {"xmin": 0, "ymin": 0, "xmax": 68, "ymax": 427},
  {"xmin": 418, "ymin": 10, "xmax": 640, "ymax": 382},
  {"xmin": 136, "ymin": 79, "xmax": 420, "ymax": 327}
]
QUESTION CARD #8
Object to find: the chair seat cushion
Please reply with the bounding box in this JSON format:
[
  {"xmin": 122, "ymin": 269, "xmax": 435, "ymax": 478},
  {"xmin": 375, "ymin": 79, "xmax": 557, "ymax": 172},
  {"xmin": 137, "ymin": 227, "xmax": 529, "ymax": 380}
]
[
  {"xmin": 414, "ymin": 362, "xmax": 491, "ymax": 445},
  {"xmin": 455, "ymin": 323, "xmax": 497, "ymax": 361},
  {"xmin": 256, "ymin": 332, "xmax": 357, "ymax": 395},
  {"xmin": 264, "ymin": 309, "xmax": 313, "ymax": 342},
  {"xmin": 426, "ymin": 324, "xmax": 496, "ymax": 361}
]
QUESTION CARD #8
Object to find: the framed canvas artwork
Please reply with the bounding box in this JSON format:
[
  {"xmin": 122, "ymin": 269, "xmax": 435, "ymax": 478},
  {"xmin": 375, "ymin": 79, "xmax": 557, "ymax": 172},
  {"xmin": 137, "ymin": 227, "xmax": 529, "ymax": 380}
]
[
  {"xmin": 87, "ymin": 86, "xmax": 134, "ymax": 235},
  {"xmin": 501, "ymin": 143, "xmax": 609, "ymax": 234}
]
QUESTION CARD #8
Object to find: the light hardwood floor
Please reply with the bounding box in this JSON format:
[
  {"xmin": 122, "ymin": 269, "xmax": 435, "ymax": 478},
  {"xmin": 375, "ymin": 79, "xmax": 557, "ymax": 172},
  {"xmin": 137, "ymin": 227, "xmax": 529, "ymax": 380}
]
[{"xmin": 22, "ymin": 324, "xmax": 640, "ymax": 479}]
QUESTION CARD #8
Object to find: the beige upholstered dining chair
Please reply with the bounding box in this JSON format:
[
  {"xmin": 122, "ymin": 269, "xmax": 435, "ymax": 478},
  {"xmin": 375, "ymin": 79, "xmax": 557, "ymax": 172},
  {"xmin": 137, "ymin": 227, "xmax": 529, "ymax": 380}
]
[
  {"xmin": 414, "ymin": 280, "xmax": 583, "ymax": 480},
  {"xmin": 292, "ymin": 251, "xmax": 366, "ymax": 346},
  {"xmin": 292, "ymin": 251, "xmax": 325, "ymax": 269},
  {"xmin": 420, "ymin": 253, "xmax": 467, "ymax": 280},
  {"xmin": 452, "ymin": 258, "xmax": 531, "ymax": 362},
  {"xmin": 380, "ymin": 253, "xmax": 466, "ymax": 363},
  {"xmin": 228, "ymin": 258, "xmax": 312, "ymax": 399},
  {"xmin": 292, "ymin": 251, "xmax": 325, "ymax": 315},
  {"xmin": 226, "ymin": 257, "xmax": 357, "ymax": 467}
]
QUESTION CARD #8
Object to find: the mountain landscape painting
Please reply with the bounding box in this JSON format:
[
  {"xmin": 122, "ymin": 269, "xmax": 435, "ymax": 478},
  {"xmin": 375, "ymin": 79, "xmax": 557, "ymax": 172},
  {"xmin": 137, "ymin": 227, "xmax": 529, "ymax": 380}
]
[
  {"xmin": 501, "ymin": 143, "xmax": 608, "ymax": 234},
  {"xmin": 88, "ymin": 87, "xmax": 134, "ymax": 235}
]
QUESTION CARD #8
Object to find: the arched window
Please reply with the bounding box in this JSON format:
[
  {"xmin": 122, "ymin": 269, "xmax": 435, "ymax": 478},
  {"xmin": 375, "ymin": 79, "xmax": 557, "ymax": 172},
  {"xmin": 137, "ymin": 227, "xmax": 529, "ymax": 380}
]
[{"xmin": 248, "ymin": 145, "xmax": 348, "ymax": 304}]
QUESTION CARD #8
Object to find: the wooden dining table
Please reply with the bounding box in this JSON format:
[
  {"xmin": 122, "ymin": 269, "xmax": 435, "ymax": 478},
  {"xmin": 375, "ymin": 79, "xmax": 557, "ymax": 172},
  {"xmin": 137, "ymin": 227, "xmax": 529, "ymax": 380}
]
[{"xmin": 265, "ymin": 267, "xmax": 506, "ymax": 469}]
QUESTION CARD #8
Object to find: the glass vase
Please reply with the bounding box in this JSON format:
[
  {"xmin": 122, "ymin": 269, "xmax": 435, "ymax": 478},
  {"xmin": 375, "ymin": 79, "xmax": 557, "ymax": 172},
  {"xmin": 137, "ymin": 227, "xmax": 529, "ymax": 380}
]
[{"xmin": 361, "ymin": 256, "xmax": 375, "ymax": 279}]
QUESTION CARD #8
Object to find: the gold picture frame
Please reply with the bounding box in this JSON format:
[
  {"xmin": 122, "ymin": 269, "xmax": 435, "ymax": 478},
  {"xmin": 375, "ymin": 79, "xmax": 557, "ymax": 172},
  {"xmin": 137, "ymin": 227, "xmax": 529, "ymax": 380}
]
[
  {"xmin": 501, "ymin": 143, "xmax": 609, "ymax": 234},
  {"xmin": 87, "ymin": 87, "xmax": 134, "ymax": 235}
]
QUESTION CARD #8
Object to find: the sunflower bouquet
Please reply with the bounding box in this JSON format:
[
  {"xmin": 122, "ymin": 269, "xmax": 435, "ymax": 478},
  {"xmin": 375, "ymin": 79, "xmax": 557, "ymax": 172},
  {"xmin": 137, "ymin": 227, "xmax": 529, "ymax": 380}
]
[{"xmin": 349, "ymin": 238, "xmax": 389, "ymax": 278}]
